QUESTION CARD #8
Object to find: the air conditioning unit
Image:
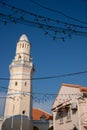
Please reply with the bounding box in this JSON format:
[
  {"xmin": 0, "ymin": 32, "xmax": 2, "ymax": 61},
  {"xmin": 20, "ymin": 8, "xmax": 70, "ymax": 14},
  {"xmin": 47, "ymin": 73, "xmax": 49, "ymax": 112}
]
[{"xmin": 71, "ymin": 103, "xmax": 77, "ymax": 110}]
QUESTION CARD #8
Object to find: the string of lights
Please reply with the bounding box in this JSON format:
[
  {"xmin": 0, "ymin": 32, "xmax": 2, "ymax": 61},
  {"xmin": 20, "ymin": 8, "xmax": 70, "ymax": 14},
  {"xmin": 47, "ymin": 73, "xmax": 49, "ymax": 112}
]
[
  {"xmin": 30, "ymin": 0, "xmax": 87, "ymax": 25},
  {"xmin": 0, "ymin": 1, "xmax": 87, "ymax": 29},
  {"xmin": 0, "ymin": 85, "xmax": 85, "ymax": 107},
  {"xmin": 0, "ymin": 2, "xmax": 87, "ymax": 40},
  {"xmin": 0, "ymin": 15, "xmax": 86, "ymax": 41},
  {"xmin": 0, "ymin": 90, "xmax": 84, "ymax": 101}
]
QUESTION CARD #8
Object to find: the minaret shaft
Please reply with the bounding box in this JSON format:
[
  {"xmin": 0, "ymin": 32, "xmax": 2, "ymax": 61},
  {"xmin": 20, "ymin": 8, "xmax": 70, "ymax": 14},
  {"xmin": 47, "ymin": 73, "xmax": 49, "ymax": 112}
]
[{"xmin": 4, "ymin": 34, "xmax": 34, "ymax": 119}]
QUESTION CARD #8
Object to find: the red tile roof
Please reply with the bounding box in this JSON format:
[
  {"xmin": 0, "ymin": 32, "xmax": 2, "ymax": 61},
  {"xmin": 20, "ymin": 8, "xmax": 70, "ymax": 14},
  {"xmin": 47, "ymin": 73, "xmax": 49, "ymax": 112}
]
[
  {"xmin": 32, "ymin": 108, "xmax": 53, "ymax": 120},
  {"xmin": 80, "ymin": 87, "xmax": 87, "ymax": 92},
  {"xmin": 84, "ymin": 126, "xmax": 87, "ymax": 129}
]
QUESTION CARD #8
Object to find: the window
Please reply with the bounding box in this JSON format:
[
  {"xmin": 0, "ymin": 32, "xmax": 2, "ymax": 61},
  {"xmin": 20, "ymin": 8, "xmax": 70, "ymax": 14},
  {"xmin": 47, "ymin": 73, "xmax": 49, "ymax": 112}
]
[
  {"xmin": 25, "ymin": 82, "xmax": 27, "ymax": 86},
  {"xmin": 66, "ymin": 107, "xmax": 71, "ymax": 121},
  {"xmin": 58, "ymin": 109, "xmax": 63, "ymax": 124},
  {"xmin": 27, "ymin": 45, "xmax": 29, "ymax": 49},
  {"xmin": 40, "ymin": 114, "xmax": 46, "ymax": 120},
  {"xmin": 20, "ymin": 44, "xmax": 21, "ymax": 48},
  {"xmin": 18, "ymin": 55, "xmax": 21, "ymax": 60},
  {"xmin": 15, "ymin": 82, "xmax": 18, "ymax": 86},
  {"xmin": 59, "ymin": 112, "xmax": 63, "ymax": 123},
  {"xmin": 25, "ymin": 44, "xmax": 26, "ymax": 48},
  {"xmin": 33, "ymin": 126, "xmax": 39, "ymax": 130},
  {"xmin": 22, "ymin": 110, "xmax": 26, "ymax": 114},
  {"xmin": 22, "ymin": 43, "xmax": 24, "ymax": 48}
]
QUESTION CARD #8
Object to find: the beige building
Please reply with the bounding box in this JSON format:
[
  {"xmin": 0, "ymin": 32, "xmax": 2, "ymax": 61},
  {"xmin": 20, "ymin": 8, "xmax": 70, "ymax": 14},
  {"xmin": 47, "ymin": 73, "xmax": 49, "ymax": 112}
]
[
  {"xmin": 52, "ymin": 83, "xmax": 87, "ymax": 130},
  {"xmin": 2, "ymin": 34, "xmax": 34, "ymax": 130}
]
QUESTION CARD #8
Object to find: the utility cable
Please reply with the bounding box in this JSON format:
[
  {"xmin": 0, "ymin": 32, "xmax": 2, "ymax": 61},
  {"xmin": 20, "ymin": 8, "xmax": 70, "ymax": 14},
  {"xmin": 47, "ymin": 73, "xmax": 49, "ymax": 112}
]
[
  {"xmin": 0, "ymin": 1, "xmax": 87, "ymax": 28},
  {"xmin": 0, "ymin": 70, "xmax": 87, "ymax": 80},
  {"xmin": 0, "ymin": 2, "xmax": 87, "ymax": 40},
  {"xmin": 30, "ymin": 0, "xmax": 87, "ymax": 25}
]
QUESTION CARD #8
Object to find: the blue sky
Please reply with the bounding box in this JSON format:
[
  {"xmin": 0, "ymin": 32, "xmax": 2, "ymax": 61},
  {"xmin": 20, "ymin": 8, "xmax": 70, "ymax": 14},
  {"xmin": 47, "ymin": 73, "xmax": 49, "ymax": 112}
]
[{"xmin": 0, "ymin": 0, "xmax": 87, "ymax": 113}]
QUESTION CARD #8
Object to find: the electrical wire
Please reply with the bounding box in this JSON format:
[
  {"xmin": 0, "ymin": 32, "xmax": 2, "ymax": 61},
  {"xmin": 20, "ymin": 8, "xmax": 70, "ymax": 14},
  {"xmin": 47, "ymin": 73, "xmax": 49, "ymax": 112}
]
[
  {"xmin": 30, "ymin": 0, "xmax": 87, "ymax": 25},
  {"xmin": 0, "ymin": 87, "xmax": 84, "ymax": 97},
  {"xmin": 0, "ymin": 1, "xmax": 87, "ymax": 28},
  {"xmin": 0, "ymin": 70, "xmax": 87, "ymax": 81},
  {"xmin": 0, "ymin": 2, "xmax": 87, "ymax": 40}
]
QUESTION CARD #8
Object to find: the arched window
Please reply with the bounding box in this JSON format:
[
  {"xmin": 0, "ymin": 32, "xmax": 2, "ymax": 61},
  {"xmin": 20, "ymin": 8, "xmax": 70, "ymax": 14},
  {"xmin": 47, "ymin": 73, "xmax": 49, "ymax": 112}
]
[
  {"xmin": 22, "ymin": 43, "xmax": 24, "ymax": 48},
  {"xmin": 15, "ymin": 82, "xmax": 18, "ymax": 86},
  {"xmin": 33, "ymin": 126, "xmax": 39, "ymax": 130},
  {"xmin": 25, "ymin": 44, "xmax": 26, "ymax": 48},
  {"xmin": 25, "ymin": 82, "xmax": 27, "ymax": 86},
  {"xmin": 27, "ymin": 45, "xmax": 29, "ymax": 49},
  {"xmin": 48, "ymin": 126, "xmax": 53, "ymax": 130},
  {"xmin": 20, "ymin": 44, "xmax": 21, "ymax": 48},
  {"xmin": 22, "ymin": 110, "xmax": 26, "ymax": 114},
  {"xmin": 18, "ymin": 55, "xmax": 21, "ymax": 60}
]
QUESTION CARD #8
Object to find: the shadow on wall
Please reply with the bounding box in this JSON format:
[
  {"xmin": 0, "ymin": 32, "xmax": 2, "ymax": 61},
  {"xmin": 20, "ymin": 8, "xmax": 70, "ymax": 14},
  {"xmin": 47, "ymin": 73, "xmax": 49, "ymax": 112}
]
[{"xmin": 1, "ymin": 115, "xmax": 33, "ymax": 130}]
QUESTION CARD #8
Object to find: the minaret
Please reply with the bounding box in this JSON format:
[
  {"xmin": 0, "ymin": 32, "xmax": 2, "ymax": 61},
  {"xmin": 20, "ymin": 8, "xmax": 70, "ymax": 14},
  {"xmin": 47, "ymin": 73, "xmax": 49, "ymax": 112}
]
[{"xmin": 4, "ymin": 34, "xmax": 34, "ymax": 129}]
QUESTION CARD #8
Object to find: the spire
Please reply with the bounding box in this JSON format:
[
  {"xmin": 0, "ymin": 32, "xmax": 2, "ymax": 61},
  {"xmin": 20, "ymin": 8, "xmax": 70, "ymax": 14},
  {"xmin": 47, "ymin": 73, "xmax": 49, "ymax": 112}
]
[
  {"xmin": 16, "ymin": 34, "xmax": 30, "ymax": 56},
  {"xmin": 19, "ymin": 34, "xmax": 29, "ymax": 43}
]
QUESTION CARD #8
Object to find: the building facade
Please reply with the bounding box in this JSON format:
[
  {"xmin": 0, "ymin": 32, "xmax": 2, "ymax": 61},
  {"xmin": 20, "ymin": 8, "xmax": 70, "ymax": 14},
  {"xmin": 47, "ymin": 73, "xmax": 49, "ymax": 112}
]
[
  {"xmin": 52, "ymin": 83, "xmax": 87, "ymax": 130},
  {"xmin": 3, "ymin": 34, "xmax": 34, "ymax": 130}
]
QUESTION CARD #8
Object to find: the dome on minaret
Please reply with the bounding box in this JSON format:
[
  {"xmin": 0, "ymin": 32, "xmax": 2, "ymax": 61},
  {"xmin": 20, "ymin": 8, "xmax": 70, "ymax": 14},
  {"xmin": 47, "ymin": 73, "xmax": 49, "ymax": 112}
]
[
  {"xmin": 16, "ymin": 34, "xmax": 31, "ymax": 56},
  {"xmin": 19, "ymin": 34, "xmax": 29, "ymax": 42}
]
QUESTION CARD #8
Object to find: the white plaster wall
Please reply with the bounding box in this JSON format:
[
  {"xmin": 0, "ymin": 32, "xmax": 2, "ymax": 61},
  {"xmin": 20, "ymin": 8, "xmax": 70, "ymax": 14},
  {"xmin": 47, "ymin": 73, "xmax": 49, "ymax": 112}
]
[{"xmin": 52, "ymin": 85, "xmax": 84, "ymax": 130}]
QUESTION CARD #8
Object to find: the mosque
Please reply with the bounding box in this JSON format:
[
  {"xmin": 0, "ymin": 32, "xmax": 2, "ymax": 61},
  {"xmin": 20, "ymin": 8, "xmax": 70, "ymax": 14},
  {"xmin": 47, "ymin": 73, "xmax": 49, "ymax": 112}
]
[{"xmin": 0, "ymin": 34, "xmax": 53, "ymax": 130}]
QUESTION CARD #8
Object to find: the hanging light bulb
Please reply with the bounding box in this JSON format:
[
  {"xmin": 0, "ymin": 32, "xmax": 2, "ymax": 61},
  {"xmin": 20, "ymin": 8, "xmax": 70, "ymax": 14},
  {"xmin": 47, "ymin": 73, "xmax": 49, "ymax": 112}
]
[{"xmin": 62, "ymin": 37, "xmax": 65, "ymax": 42}]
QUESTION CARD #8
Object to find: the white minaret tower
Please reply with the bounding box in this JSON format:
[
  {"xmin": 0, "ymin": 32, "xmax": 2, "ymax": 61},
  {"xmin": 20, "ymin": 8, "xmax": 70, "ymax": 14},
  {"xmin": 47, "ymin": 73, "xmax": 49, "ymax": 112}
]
[{"xmin": 4, "ymin": 34, "xmax": 34, "ymax": 130}]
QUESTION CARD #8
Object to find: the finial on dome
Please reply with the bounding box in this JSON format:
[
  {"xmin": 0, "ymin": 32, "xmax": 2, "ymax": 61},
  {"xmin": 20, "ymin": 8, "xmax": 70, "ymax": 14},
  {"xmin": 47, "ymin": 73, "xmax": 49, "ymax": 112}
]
[{"xmin": 19, "ymin": 34, "xmax": 29, "ymax": 42}]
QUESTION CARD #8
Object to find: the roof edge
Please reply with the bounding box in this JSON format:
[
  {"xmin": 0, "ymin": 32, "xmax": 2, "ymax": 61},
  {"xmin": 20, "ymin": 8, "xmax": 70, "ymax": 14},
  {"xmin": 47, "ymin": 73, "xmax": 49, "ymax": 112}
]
[
  {"xmin": 62, "ymin": 83, "xmax": 83, "ymax": 88},
  {"xmin": 33, "ymin": 107, "xmax": 52, "ymax": 115}
]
